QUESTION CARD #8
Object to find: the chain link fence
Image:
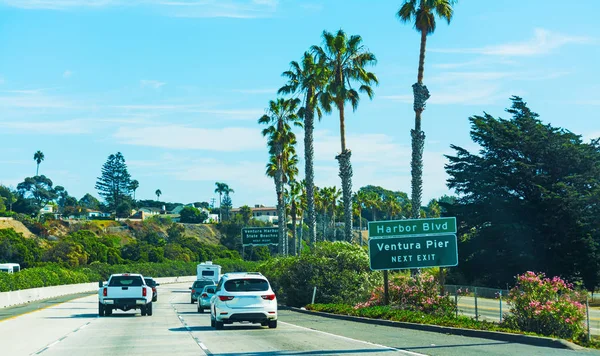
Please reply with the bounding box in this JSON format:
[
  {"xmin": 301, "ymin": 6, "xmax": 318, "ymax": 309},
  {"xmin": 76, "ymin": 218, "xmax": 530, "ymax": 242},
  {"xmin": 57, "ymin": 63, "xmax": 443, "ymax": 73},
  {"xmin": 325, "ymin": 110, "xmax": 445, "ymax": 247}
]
[{"xmin": 443, "ymin": 284, "xmax": 599, "ymax": 339}]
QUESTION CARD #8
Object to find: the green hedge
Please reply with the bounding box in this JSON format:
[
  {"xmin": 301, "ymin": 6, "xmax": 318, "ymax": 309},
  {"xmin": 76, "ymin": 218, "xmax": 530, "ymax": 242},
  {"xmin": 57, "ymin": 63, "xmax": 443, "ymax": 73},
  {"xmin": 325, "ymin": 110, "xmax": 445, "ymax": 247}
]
[{"xmin": 0, "ymin": 258, "xmax": 255, "ymax": 292}]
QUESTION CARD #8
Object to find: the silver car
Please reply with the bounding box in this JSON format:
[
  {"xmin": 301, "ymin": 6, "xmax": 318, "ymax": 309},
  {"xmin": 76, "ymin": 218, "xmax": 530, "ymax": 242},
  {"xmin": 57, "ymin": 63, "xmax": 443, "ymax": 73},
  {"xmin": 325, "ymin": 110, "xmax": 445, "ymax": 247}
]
[{"xmin": 198, "ymin": 285, "xmax": 216, "ymax": 313}]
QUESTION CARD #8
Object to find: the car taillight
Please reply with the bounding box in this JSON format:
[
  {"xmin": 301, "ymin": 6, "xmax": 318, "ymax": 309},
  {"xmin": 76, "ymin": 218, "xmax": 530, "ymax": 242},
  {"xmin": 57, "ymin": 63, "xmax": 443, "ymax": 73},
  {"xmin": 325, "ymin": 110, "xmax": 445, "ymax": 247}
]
[
  {"xmin": 201, "ymin": 293, "xmax": 208, "ymax": 298},
  {"xmin": 192, "ymin": 289, "xmax": 196, "ymax": 294},
  {"xmin": 142, "ymin": 288, "xmax": 147, "ymax": 297},
  {"xmin": 218, "ymin": 295, "xmax": 234, "ymax": 301},
  {"xmin": 103, "ymin": 288, "xmax": 107, "ymax": 297},
  {"xmin": 261, "ymin": 294, "xmax": 276, "ymax": 300}
]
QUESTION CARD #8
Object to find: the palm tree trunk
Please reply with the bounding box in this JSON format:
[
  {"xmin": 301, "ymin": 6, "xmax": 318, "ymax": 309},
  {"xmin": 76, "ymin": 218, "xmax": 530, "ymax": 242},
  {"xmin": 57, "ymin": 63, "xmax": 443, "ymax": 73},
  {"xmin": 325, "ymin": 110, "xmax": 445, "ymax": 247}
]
[
  {"xmin": 218, "ymin": 192, "xmax": 222, "ymax": 222},
  {"xmin": 275, "ymin": 148, "xmax": 286, "ymax": 255},
  {"xmin": 332, "ymin": 207, "xmax": 336, "ymax": 240},
  {"xmin": 36, "ymin": 163, "xmax": 39, "ymax": 176},
  {"xmin": 358, "ymin": 207, "xmax": 362, "ymax": 246},
  {"xmin": 291, "ymin": 201, "xmax": 297, "ymax": 256},
  {"xmin": 411, "ymin": 30, "xmax": 430, "ymax": 220},
  {"xmin": 298, "ymin": 213, "xmax": 303, "ymax": 254},
  {"xmin": 411, "ymin": 29, "xmax": 431, "ymax": 276},
  {"xmin": 336, "ymin": 104, "xmax": 353, "ymax": 242},
  {"xmin": 304, "ymin": 99, "xmax": 317, "ymax": 247}
]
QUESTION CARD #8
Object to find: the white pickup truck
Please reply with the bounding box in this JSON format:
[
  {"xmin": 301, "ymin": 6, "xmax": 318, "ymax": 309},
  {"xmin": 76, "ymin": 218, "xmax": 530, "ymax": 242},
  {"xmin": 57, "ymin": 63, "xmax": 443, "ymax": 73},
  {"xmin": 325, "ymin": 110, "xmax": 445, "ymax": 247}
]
[{"xmin": 98, "ymin": 273, "xmax": 153, "ymax": 316}]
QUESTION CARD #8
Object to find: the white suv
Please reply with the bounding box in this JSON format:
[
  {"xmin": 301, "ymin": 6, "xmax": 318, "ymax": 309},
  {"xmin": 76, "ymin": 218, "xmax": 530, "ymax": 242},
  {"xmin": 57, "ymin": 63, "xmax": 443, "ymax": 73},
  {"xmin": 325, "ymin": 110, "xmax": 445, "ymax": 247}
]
[{"xmin": 210, "ymin": 272, "xmax": 277, "ymax": 329}]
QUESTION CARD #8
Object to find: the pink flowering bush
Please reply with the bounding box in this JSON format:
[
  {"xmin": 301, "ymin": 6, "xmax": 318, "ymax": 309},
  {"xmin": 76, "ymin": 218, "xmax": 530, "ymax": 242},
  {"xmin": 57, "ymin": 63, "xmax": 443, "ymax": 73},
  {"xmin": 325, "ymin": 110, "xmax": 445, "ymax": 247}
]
[
  {"xmin": 354, "ymin": 272, "xmax": 456, "ymax": 317},
  {"xmin": 502, "ymin": 271, "xmax": 586, "ymax": 339}
]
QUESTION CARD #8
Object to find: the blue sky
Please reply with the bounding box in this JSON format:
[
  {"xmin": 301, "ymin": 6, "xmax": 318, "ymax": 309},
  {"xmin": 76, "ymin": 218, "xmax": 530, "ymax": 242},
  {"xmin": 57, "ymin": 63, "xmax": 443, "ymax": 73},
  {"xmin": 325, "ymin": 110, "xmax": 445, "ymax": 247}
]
[{"xmin": 1, "ymin": 0, "xmax": 599, "ymax": 208}]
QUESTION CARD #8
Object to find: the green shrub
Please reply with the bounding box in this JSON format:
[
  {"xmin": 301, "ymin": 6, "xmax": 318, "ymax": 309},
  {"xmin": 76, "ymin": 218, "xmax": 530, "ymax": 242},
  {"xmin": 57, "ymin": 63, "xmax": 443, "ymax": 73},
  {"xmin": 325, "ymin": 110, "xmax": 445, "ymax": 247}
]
[
  {"xmin": 258, "ymin": 242, "xmax": 380, "ymax": 307},
  {"xmin": 501, "ymin": 271, "xmax": 586, "ymax": 340},
  {"xmin": 355, "ymin": 271, "xmax": 456, "ymax": 317}
]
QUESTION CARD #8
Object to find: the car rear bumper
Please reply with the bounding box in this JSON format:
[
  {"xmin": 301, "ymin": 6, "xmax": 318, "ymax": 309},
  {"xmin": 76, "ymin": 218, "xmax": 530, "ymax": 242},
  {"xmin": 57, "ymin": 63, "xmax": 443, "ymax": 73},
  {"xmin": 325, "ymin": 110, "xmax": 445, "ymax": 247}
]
[
  {"xmin": 215, "ymin": 309, "xmax": 277, "ymax": 322},
  {"xmin": 102, "ymin": 298, "xmax": 147, "ymax": 310}
]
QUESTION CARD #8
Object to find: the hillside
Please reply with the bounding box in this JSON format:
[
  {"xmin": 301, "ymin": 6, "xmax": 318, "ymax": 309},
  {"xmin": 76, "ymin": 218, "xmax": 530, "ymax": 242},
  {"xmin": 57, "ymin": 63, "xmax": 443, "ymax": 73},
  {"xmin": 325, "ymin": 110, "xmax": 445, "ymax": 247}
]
[
  {"xmin": 0, "ymin": 217, "xmax": 224, "ymax": 245},
  {"xmin": 0, "ymin": 219, "xmax": 34, "ymax": 238}
]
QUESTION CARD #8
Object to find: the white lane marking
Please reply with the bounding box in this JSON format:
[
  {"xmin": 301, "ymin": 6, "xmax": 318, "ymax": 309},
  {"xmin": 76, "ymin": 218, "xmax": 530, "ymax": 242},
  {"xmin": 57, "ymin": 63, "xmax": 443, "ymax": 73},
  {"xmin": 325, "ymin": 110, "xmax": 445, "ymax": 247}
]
[
  {"xmin": 47, "ymin": 341, "xmax": 60, "ymax": 348},
  {"xmin": 280, "ymin": 321, "xmax": 427, "ymax": 356},
  {"xmin": 199, "ymin": 343, "xmax": 208, "ymax": 350}
]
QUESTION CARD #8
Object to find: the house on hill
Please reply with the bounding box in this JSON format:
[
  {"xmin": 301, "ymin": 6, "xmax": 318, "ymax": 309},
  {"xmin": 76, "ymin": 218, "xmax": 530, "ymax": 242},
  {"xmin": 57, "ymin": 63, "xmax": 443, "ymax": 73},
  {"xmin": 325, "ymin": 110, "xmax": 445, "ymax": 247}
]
[{"xmin": 231, "ymin": 205, "xmax": 278, "ymax": 224}]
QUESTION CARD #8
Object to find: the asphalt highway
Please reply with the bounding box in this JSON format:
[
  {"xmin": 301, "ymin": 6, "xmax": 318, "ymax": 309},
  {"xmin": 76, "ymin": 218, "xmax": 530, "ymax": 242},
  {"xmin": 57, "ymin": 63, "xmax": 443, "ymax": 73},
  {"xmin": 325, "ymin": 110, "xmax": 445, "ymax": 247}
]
[{"xmin": 1, "ymin": 283, "xmax": 598, "ymax": 356}]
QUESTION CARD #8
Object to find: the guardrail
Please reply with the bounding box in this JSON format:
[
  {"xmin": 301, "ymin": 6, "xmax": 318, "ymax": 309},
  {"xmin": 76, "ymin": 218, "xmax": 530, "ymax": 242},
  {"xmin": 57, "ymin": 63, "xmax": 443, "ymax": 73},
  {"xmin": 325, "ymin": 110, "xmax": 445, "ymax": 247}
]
[{"xmin": 0, "ymin": 275, "xmax": 197, "ymax": 308}]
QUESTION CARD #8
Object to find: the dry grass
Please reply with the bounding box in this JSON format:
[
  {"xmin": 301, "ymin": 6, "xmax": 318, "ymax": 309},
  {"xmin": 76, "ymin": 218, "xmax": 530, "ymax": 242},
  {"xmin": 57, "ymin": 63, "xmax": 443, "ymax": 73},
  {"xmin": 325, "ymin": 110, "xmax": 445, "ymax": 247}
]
[{"xmin": 0, "ymin": 219, "xmax": 34, "ymax": 238}]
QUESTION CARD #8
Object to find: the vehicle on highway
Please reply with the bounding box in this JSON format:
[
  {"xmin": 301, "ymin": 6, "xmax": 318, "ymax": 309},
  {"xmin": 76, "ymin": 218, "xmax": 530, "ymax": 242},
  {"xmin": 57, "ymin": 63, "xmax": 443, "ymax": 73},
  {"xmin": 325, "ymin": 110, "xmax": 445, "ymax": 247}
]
[
  {"xmin": 0, "ymin": 263, "xmax": 20, "ymax": 273},
  {"xmin": 197, "ymin": 285, "xmax": 216, "ymax": 313},
  {"xmin": 190, "ymin": 279, "xmax": 215, "ymax": 304},
  {"xmin": 144, "ymin": 277, "xmax": 160, "ymax": 302},
  {"xmin": 98, "ymin": 273, "xmax": 154, "ymax": 316},
  {"xmin": 210, "ymin": 272, "xmax": 277, "ymax": 330},
  {"xmin": 197, "ymin": 261, "xmax": 221, "ymax": 285}
]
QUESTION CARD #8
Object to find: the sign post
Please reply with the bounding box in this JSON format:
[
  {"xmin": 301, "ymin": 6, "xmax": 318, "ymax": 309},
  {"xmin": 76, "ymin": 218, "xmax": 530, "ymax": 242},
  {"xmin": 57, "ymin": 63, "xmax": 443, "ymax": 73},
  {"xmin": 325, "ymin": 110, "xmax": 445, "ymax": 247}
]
[
  {"xmin": 367, "ymin": 217, "xmax": 458, "ymax": 271},
  {"xmin": 241, "ymin": 227, "xmax": 279, "ymax": 246}
]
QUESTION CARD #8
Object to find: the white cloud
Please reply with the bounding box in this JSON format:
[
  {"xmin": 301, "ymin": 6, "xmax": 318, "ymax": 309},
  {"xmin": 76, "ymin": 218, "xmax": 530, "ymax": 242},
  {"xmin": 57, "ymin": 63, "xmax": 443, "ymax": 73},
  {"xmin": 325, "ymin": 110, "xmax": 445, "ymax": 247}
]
[
  {"xmin": 232, "ymin": 88, "xmax": 276, "ymax": 94},
  {"xmin": 431, "ymin": 28, "xmax": 593, "ymax": 57},
  {"xmin": 63, "ymin": 70, "xmax": 73, "ymax": 78},
  {"xmin": 140, "ymin": 79, "xmax": 166, "ymax": 89},
  {"xmin": 301, "ymin": 130, "xmax": 454, "ymax": 201},
  {"xmin": 1, "ymin": 0, "xmax": 279, "ymax": 18},
  {"xmin": 0, "ymin": 93, "xmax": 76, "ymax": 109},
  {"xmin": 382, "ymin": 85, "xmax": 504, "ymax": 106},
  {"xmin": 0, "ymin": 119, "xmax": 91, "ymax": 134},
  {"xmin": 113, "ymin": 125, "xmax": 265, "ymax": 151}
]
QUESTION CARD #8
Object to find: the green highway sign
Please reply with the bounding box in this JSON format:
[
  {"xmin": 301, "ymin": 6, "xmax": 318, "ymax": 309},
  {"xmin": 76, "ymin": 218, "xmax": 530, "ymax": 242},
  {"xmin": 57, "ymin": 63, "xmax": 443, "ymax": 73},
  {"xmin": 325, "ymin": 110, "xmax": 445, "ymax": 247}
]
[
  {"xmin": 242, "ymin": 227, "xmax": 279, "ymax": 246},
  {"xmin": 368, "ymin": 217, "xmax": 456, "ymax": 238},
  {"xmin": 368, "ymin": 234, "xmax": 458, "ymax": 270}
]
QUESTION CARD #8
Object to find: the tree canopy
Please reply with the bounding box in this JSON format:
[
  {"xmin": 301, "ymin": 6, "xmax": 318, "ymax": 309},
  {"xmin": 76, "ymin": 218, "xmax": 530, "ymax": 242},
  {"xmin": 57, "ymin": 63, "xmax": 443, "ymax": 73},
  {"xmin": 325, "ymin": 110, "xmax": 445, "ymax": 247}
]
[
  {"xmin": 444, "ymin": 96, "xmax": 600, "ymax": 291},
  {"xmin": 95, "ymin": 152, "xmax": 131, "ymax": 211}
]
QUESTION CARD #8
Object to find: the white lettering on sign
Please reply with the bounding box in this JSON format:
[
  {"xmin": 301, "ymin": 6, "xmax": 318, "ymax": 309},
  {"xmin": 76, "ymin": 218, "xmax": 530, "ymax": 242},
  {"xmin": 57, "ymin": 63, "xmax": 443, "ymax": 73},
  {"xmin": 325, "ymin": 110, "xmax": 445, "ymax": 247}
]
[
  {"xmin": 425, "ymin": 240, "xmax": 449, "ymax": 249},
  {"xmin": 376, "ymin": 242, "xmax": 422, "ymax": 251},
  {"xmin": 417, "ymin": 254, "xmax": 436, "ymax": 261},
  {"xmin": 422, "ymin": 221, "xmax": 448, "ymax": 232},
  {"xmin": 376, "ymin": 224, "xmax": 418, "ymax": 234},
  {"xmin": 391, "ymin": 255, "xmax": 413, "ymax": 262}
]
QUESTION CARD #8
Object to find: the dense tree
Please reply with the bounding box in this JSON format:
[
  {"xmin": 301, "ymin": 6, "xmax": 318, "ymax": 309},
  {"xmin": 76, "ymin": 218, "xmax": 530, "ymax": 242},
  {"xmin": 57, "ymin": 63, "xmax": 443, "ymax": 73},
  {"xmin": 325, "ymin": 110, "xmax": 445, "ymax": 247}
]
[
  {"xmin": 0, "ymin": 228, "xmax": 42, "ymax": 267},
  {"xmin": 312, "ymin": 29, "xmax": 378, "ymax": 242},
  {"xmin": 79, "ymin": 193, "xmax": 101, "ymax": 211},
  {"xmin": 445, "ymin": 97, "xmax": 600, "ymax": 291},
  {"xmin": 16, "ymin": 175, "xmax": 58, "ymax": 211},
  {"xmin": 0, "ymin": 186, "xmax": 17, "ymax": 212},
  {"xmin": 180, "ymin": 206, "xmax": 208, "ymax": 224},
  {"xmin": 214, "ymin": 182, "xmax": 234, "ymax": 222},
  {"xmin": 221, "ymin": 193, "xmax": 233, "ymax": 221},
  {"xmin": 238, "ymin": 205, "xmax": 252, "ymax": 225},
  {"xmin": 95, "ymin": 152, "xmax": 131, "ymax": 211},
  {"xmin": 129, "ymin": 180, "xmax": 139, "ymax": 200},
  {"xmin": 116, "ymin": 201, "xmax": 132, "ymax": 218},
  {"xmin": 279, "ymin": 52, "xmax": 329, "ymax": 246},
  {"xmin": 397, "ymin": 0, "xmax": 456, "ymax": 219},
  {"xmin": 33, "ymin": 150, "xmax": 44, "ymax": 176}
]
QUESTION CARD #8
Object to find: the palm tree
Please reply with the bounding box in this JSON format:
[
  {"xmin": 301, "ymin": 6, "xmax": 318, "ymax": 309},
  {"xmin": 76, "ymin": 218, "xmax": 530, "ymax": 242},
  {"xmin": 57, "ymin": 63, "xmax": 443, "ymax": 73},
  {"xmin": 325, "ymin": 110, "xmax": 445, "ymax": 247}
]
[
  {"xmin": 155, "ymin": 189, "xmax": 162, "ymax": 202},
  {"xmin": 259, "ymin": 98, "xmax": 302, "ymax": 255},
  {"xmin": 33, "ymin": 150, "xmax": 44, "ymax": 176},
  {"xmin": 312, "ymin": 29, "xmax": 378, "ymax": 242},
  {"xmin": 365, "ymin": 191, "xmax": 381, "ymax": 222},
  {"xmin": 279, "ymin": 51, "xmax": 329, "ymax": 247},
  {"xmin": 214, "ymin": 182, "xmax": 228, "ymax": 222},
  {"xmin": 329, "ymin": 186, "xmax": 341, "ymax": 240},
  {"xmin": 129, "ymin": 180, "xmax": 139, "ymax": 200},
  {"xmin": 397, "ymin": 0, "xmax": 456, "ymax": 219},
  {"xmin": 354, "ymin": 190, "xmax": 368, "ymax": 246},
  {"xmin": 288, "ymin": 180, "xmax": 303, "ymax": 256},
  {"xmin": 319, "ymin": 187, "xmax": 333, "ymax": 240}
]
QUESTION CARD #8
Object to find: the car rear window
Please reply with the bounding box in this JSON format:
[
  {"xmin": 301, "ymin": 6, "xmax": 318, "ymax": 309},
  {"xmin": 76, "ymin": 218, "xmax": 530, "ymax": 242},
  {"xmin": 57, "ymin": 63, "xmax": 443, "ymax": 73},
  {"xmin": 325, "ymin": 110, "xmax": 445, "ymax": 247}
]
[
  {"xmin": 193, "ymin": 280, "xmax": 214, "ymax": 288},
  {"xmin": 109, "ymin": 276, "xmax": 143, "ymax": 286},
  {"xmin": 144, "ymin": 279, "xmax": 156, "ymax": 287},
  {"xmin": 224, "ymin": 278, "xmax": 269, "ymax": 292}
]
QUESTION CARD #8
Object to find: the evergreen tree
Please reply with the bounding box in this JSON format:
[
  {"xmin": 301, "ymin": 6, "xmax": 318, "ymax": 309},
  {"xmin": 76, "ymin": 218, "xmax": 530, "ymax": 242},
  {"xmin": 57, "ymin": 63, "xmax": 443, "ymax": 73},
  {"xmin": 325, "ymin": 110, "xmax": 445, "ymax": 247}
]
[
  {"xmin": 95, "ymin": 152, "xmax": 131, "ymax": 211},
  {"xmin": 445, "ymin": 97, "xmax": 600, "ymax": 291},
  {"xmin": 221, "ymin": 193, "xmax": 233, "ymax": 221}
]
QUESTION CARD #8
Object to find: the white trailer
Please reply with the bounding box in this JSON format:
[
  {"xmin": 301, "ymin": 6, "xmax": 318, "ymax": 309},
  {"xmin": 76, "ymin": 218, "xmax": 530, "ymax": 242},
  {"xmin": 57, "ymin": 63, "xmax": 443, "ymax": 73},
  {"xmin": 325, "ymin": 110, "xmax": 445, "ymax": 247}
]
[{"xmin": 196, "ymin": 261, "xmax": 221, "ymax": 284}]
